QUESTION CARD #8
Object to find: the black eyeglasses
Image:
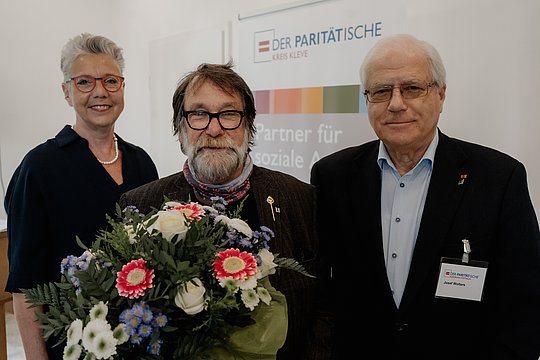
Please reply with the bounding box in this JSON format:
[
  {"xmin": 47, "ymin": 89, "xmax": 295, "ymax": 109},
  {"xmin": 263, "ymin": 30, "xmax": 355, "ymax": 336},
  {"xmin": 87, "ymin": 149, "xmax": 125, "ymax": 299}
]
[
  {"xmin": 181, "ymin": 110, "xmax": 245, "ymax": 130},
  {"xmin": 67, "ymin": 75, "xmax": 125, "ymax": 93},
  {"xmin": 364, "ymin": 82, "xmax": 435, "ymax": 103}
]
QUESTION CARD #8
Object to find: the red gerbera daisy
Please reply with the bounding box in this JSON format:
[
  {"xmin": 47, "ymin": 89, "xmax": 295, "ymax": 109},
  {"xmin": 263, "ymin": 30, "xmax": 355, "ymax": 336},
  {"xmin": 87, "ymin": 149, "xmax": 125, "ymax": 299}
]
[
  {"xmin": 171, "ymin": 202, "xmax": 205, "ymax": 221},
  {"xmin": 116, "ymin": 259, "xmax": 155, "ymax": 299},
  {"xmin": 213, "ymin": 248, "xmax": 257, "ymax": 281}
]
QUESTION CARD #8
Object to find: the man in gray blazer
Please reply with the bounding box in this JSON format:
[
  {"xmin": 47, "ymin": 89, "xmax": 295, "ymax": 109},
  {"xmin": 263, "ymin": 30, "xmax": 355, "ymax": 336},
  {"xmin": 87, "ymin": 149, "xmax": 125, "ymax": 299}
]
[
  {"xmin": 119, "ymin": 62, "xmax": 317, "ymax": 359},
  {"xmin": 310, "ymin": 34, "xmax": 540, "ymax": 359}
]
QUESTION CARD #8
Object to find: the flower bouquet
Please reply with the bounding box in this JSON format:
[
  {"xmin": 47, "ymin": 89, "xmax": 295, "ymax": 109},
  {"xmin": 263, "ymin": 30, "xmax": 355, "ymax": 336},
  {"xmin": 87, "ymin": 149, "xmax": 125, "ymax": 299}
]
[{"xmin": 23, "ymin": 197, "xmax": 314, "ymax": 359}]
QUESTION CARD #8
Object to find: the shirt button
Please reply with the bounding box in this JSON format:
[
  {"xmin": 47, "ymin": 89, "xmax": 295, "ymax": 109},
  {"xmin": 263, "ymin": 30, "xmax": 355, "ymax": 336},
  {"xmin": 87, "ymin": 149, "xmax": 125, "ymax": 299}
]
[
  {"xmin": 400, "ymin": 183, "xmax": 405, "ymax": 188},
  {"xmin": 395, "ymin": 217, "xmax": 401, "ymax": 222},
  {"xmin": 392, "ymin": 253, "xmax": 397, "ymax": 258}
]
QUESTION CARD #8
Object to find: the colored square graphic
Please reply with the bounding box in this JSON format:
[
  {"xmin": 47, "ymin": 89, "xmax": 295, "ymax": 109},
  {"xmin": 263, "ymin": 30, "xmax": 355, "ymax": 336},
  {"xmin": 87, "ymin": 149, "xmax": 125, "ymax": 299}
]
[
  {"xmin": 274, "ymin": 88, "xmax": 302, "ymax": 114},
  {"xmin": 255, "ymin": 90, "xmax": 270, "ymax": 114},
  {"xmin": 323, "ymin": 85, "xmax": 360, "ymax": 113},
  {"xmin": 301, "ymin": 87, "xmax": 323, "ymax": 114},
  {"xmin": 253, "ymin": 84, "xmax": 365, "ymax": 114}
]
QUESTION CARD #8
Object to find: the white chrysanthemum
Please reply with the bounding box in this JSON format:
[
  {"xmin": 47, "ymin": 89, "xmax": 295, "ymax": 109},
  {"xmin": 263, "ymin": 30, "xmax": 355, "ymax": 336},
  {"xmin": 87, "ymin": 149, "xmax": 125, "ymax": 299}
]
[
  {"xmin": 257, "ymin": 286, "xmax": 272, "ymax": 305},
  {"xmin": 241, "ymin": 288, "xmax": 260, "ymax": 310},
  {"xmin": 91, "ymin": 331, "xmax": 118, "ymax": 359},
  {"xmin": 124, "ymin": 224, "xmax": 138, "ymax": 244},
  {"xmin": 66, "ymin": 319, "xmax": 83, "ymax": 345},
  {"xmin": 89, "ymin": 301, "xmax": 108, "ymax": 320},
  {"xmin": 83, "ymin": 351, "xmax": 97, "ymax": 360},
  {"xmin": 239, "ymin": 275, "xmax": 257, "ymax": 290},
  {"xmin": 218, "ymin": 277, "xmax": 240, "ymax": 293},
  {"xmin": 82, "ymin": 318, "xmax": 111, "ymax": 353},
  {"xmin": 112, "ymin": 323, "xmax": 129, "ymax": 345},
  {"xmin": 63, "ymin": 343, "xmax": 82, "ymax": 360},
  {"xmin": 257, "ymin": 248, "xmax": 278, "ymax": 278}
]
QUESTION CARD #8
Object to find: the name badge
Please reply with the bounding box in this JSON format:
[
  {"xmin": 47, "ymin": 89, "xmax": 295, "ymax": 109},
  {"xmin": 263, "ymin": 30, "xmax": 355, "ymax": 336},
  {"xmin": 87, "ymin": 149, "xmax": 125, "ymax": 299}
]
[{"xmin": 435, "ymin": 257, "xmax": 488, "ymax": 301}]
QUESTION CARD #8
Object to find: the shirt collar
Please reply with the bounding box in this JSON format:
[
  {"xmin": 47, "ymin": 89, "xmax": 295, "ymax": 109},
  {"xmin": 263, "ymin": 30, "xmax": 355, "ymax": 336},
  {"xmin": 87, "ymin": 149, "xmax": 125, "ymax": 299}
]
[
  {"xmin": 377, "ymin": 130, "xmax": 439, "ymax": 171},
  {"xmin": 56, "ymin": 124, "xmax": 80, "ymax": 147},
  {"xmin": 56, "ymin": 124, "xmax": 132, "ymax": 151}
]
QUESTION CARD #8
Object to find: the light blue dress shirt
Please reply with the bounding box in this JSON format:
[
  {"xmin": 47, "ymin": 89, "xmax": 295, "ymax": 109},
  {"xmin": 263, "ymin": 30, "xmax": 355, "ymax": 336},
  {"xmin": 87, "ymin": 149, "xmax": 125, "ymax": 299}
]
[{"xmin": 378, "ymin": 132, "xmax": 438, "ymax": 307}]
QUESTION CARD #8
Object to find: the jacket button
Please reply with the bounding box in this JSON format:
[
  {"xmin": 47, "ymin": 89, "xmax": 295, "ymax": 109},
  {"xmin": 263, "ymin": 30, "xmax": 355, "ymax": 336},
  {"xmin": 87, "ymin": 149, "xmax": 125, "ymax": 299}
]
[{"xmin": 395, "ymin": 322, "xmax": 408, "ymax": 331}]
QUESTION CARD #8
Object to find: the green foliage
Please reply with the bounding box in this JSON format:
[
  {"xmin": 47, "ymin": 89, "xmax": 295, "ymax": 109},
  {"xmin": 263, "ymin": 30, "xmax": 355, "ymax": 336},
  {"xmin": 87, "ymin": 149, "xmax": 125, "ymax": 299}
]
[
  {"xmin": 22, "ymin": 281, "xmax": 88, "ymax": 344},
  {"xmin": 273, "ymin": 256, "xmax": 316, "ymax": 278},
  {"xmin": 22, "ymin": 198, "xmax": 310, "ymax": 359}
]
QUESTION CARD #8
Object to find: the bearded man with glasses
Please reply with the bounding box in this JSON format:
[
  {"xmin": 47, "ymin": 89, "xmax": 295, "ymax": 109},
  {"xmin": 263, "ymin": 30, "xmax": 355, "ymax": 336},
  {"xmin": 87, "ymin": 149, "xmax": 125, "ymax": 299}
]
[
  {"xmin": 310, "ymin": 34, "xmax": 540, "ymax": 359},
  {"xmin": 118, "ymin": 62, "xmax": 318, "ymax": 359}
]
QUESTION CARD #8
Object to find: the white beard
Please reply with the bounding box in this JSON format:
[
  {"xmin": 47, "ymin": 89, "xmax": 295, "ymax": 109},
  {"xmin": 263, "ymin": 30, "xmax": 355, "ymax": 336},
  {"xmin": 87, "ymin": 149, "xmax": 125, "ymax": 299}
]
[{"xmin": 182, "ymin": 130, "xmax": 249, "ymax": 184}]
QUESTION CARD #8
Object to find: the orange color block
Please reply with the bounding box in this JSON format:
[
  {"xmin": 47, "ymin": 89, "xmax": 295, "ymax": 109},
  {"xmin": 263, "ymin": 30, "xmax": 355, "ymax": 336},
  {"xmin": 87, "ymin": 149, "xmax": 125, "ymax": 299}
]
[{"xmin": 301, "ymin": 87, "xmax": 323, "ymax": 114}]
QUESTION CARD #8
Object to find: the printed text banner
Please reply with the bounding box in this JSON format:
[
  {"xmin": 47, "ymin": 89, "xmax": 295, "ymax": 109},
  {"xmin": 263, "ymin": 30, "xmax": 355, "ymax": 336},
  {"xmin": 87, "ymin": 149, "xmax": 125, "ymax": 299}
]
[{"xmin": 238, "ymin": 0, "xmax": 406, "ymax": 182}]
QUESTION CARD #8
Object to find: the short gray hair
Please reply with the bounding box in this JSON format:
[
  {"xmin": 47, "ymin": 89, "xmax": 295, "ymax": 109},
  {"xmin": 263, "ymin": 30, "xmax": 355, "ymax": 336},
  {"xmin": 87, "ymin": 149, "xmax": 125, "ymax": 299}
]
[
  {"xmin": 360, "ymin": 34, "xmax": 446, "ymax": 88},
  {"xmin": 60, "ymin": 33, "xmax": 124, "ymax": 81}
]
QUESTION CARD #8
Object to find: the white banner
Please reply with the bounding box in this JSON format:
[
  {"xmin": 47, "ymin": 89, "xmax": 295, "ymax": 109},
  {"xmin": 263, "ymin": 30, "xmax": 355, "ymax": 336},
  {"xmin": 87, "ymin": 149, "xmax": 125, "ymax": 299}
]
[{"xmin": 238, "ymin": 0, "xmax": 406, "ymax": 181}]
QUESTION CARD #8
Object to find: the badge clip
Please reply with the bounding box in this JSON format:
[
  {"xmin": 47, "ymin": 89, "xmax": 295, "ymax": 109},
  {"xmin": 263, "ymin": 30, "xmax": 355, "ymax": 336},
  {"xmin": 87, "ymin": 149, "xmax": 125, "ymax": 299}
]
[{"xmin": 462, "ymin": 239, "xmax": 471, "ymax": 264}]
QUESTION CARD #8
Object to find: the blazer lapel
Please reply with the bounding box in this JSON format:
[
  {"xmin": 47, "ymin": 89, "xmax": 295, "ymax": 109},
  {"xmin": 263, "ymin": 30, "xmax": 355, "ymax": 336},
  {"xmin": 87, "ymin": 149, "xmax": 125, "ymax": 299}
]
[
  {"xmin": 354, "ymin": 149, "xmax": 386, "ymax": 263},
  {"xmin": 353, "ymin": 144, "xmax": 398, "ymax": 308},
  {"xmin": 400, "ymin": 132, "xmax": 470, "ymax": 308},
  {"xmin": 250, "ymin": 167, "xmax": 283, "ymax": 237}
]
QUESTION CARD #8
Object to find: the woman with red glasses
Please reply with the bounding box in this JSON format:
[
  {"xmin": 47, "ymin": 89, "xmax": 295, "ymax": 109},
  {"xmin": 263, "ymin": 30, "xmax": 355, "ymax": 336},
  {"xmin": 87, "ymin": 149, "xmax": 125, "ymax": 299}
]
[{"xmin": 4, "ymin": 33, "xmax": 158, "ymax": 359}]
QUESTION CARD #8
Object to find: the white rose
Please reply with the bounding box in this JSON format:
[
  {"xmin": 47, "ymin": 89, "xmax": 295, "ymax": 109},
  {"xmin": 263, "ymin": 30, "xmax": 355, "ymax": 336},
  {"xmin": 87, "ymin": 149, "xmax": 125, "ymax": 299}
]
[
  {"xmin": 146, "ymin": 210, "xmax": 188, "ymax": 243},
  {"xmin": 257, "ymin": 248, "xmax": 278, "ymax": 278},
  {"xmin": 214, "ymin": 214, "xmax": 231, "ymax": 226},
  {"xmin": 228, "ymin": 218, "xmax": 253, "ymax": 238},
  {"xmin": 215, "ymin": 215, "xmax": 253, "ymax": 238},
  {"xmin": 175, "ymin": 278, "xmax": 207, "ymax": 315},
  {"xmin": 164, "ymin": 201, "xmax": 183, "ymax": 208}
]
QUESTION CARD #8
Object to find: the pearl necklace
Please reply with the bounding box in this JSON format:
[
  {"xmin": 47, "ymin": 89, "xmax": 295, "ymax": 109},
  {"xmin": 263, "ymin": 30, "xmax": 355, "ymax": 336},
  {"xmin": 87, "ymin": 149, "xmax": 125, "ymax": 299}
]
[
  {"xmin": 97, "ymin": 136, "xmax": 119, "ymax": 165},
  {"xmin": 71, "ymin": 125, "xmax": 119, "ymax": 165}
]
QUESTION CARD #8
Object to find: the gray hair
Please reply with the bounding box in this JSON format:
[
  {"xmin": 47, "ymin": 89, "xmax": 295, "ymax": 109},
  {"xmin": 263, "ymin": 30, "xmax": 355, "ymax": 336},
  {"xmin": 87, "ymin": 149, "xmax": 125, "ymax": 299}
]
[
  {"xmin": 60, "ymin": 33, "xmax": 124, "ymax": 81},
  {"xmin": 360, "ymin": 34, "xmax": 446, "ymax": 88}
]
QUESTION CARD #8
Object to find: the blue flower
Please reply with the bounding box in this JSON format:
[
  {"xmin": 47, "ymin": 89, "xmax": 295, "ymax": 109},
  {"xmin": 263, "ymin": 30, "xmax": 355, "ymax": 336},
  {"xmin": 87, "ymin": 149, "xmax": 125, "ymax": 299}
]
[
  {"xmin": 147, "ymin": 338, "xmax": 163, "ymax": 355},
  {"xmin": 140, "ymin": 308, "xmax": 153, "ymax": 324},
  {"xmin": 152, "ymin": 314, "xmax": 168, "ymax": 328},
  {"xmin": 138, "ymin": 323, "xmax": 153, "ymax": 338},
  {"xmin": 130, "ymin": 332, "xmax": 143, "ymax": 345},
  {"xmin": 131, "ymin": 302, "xmax": 147, "ymax": 318},
  {"xmin": 25, "ymin": 196, "xmax": 312, "ymax": 358}
]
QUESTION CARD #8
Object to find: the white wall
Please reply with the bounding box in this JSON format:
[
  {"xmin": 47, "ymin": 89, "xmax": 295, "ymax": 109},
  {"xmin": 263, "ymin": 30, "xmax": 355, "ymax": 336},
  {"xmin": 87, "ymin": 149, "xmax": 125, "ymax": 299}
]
[{"xmin": 1, "ymin": 0, "xmax": 539, "ymax": 220}]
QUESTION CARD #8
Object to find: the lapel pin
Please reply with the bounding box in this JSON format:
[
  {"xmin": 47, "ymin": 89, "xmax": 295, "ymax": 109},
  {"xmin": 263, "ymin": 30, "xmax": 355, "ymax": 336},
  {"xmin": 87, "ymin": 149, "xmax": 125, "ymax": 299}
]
[
  {"xmin": 458, "ymin": 174, "xmax": 468, "ymax": 185},
  {"xmin": 266, "ymin": 196, "xmax": 276, "ymax": 221}
]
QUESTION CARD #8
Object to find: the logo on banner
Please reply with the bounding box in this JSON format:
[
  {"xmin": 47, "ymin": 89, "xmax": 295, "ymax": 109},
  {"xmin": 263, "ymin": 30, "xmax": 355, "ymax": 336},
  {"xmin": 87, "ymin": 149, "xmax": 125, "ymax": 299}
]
[
  {"xmin": 252, "ymin": 22, "xmax": 383, "ymax": 64},
  {"xmin": 254, "ymin": 30, "xmax": 275, "ymax": 63}
]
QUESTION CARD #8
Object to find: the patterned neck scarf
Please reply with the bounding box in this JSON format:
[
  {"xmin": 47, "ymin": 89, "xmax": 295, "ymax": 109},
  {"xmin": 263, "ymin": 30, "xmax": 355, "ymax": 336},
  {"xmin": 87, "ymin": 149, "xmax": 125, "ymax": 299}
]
[{"xmin": 183, "ymin": 155, "xmax": 253, "ymax": 205}]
